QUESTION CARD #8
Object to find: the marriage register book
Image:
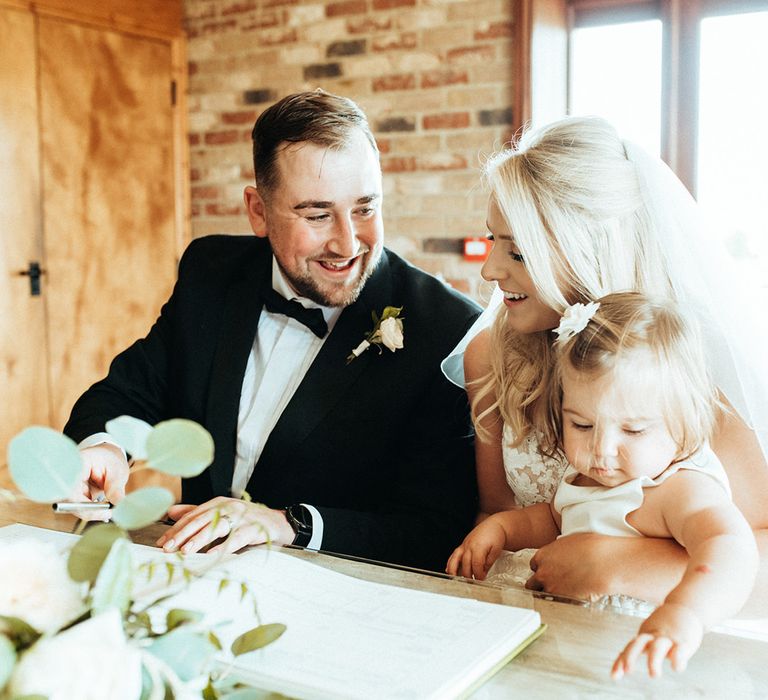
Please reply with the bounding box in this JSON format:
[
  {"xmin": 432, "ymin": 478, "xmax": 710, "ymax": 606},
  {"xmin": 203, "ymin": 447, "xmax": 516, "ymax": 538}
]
[{"xmin": 1, "ymin": 524, "xmax": 544, "ymax": 699}]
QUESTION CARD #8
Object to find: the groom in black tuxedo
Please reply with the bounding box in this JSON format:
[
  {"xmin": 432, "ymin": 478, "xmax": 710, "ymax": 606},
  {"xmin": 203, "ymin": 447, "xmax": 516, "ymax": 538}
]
[{"xmin": 64, "ymin": 90, "xmax": 481, "ymax": 571}]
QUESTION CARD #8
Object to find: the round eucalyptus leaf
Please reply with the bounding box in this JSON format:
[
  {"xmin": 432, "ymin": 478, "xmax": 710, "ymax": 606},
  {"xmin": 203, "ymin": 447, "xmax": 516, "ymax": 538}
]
[
  {"xmin": 146, "ymin": 419, "xmax": 214, "ymax": 477},
  {"xmin": 105, "ymin": 415, "xmax": 153, "ymax": 460},
  {"xmin": 147, "ymin": 629, "xmax": 217, "ymax": 681},
  {"xmin": 91, "ymin": 537, "xmax": 132, "ymax": 616},
  {"xmin": 7, "ymin": 427, "xmax": 82, "ymax": 502},
  {"xmin": 230, "ymin": 623, "xmax": 286, "ymax": 657},
  {"xmin": 111, "ymin": 487, "xmax": 174, "ymax": 530},
  {"xmin": 67, "ymin": 523, "xmax": 126, "ymax": 583},
  {"xmin": 0, "ymin": 634, "xmax": 17, "ymax": 689}
]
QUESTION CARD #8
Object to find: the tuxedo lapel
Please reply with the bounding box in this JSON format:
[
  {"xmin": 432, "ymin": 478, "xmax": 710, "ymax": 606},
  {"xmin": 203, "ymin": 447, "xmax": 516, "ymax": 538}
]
[
  {"xmin": 256, "ymin": 255, "xmax": 393, "ymax": 472},
  {"xmin": 205, "ymin": 248, "xmax": 270, "ymax": 496}
]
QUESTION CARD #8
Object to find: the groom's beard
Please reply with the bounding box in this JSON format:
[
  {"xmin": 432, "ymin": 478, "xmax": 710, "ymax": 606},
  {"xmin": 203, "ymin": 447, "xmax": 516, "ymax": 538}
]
[{"xmin": 277, "ymin": 244, "xmax": 382, "ymax": 308}]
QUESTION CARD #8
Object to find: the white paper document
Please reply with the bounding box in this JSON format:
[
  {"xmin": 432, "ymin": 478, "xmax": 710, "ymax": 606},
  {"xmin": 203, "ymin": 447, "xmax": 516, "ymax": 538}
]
[{"xmin": 0, "ymin": 523, "xmax": 543, "ymax": 699}]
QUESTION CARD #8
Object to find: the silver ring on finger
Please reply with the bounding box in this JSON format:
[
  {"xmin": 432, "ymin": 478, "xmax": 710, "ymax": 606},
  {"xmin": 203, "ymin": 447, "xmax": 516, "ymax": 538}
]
[{"xmin": 221, "ymin": 514, "xmax": 233, "ymax": 535}]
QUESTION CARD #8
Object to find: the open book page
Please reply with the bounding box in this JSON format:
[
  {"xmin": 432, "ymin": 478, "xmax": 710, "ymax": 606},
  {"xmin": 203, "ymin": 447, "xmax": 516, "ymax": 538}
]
[{"xmin": 0, "ymin": 524, "xmax": 543, "ymax": 699}]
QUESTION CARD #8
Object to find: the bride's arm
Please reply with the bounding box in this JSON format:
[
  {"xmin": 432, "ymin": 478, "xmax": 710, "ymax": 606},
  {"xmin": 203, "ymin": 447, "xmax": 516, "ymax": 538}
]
[
  {"xmin": 528, "ymin": 410, "xmax": 768, "ymax": 605},
  {"xmin": 465, "ymin": 331, "xmax": 519, "ymax": 519}
]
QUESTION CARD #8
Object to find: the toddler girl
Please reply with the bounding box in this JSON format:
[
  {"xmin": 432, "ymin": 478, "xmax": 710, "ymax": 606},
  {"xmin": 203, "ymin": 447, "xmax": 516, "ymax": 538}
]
[{"xmin": 447, "ymin": 292, "xmax": 758, "ymax": 678}]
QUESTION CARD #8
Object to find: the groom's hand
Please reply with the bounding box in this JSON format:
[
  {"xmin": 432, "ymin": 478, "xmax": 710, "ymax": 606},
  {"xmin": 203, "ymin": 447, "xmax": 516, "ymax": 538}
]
[
  {"xmin": 66, "ymin": 443, "xmax": 130, "ymax": 521},
  {"xmin": 156, "ymin": 497, "xmax": 295, "ymax": 554}
]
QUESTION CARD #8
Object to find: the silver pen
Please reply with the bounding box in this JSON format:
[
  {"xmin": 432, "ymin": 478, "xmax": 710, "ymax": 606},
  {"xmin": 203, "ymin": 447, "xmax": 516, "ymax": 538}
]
[{"xmin": 52, "ymin": 501, "xmax": 113, "ymax": 513}]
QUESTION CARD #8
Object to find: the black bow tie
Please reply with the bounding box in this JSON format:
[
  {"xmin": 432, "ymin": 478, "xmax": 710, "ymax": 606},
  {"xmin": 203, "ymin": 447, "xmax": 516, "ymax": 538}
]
[{"xmin": 262, "ymin": 288, "xmax": 328, "ymax": 338}]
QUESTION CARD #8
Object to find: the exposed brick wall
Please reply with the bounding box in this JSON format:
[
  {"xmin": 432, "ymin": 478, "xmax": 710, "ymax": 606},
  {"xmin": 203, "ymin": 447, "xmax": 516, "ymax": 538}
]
[{"xmin": 184, "ymin": 0, "xmax": 517, "ymax": 301}]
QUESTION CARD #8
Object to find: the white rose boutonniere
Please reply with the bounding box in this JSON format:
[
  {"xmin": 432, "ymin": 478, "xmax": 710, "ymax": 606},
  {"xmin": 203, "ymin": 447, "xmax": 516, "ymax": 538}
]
[
  {"xmin": 554, "ymin": 301, "xmax": 600, "ymax": 343},
  {"xmin": 347, "ymin": 306, "xmax": 404, "ymax": 363}
]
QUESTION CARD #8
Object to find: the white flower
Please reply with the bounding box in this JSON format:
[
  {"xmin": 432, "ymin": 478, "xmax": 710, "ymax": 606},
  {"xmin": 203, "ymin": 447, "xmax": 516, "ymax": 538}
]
[
  {"xmin": 554, "ymin": 301, "xmax": 600, "ymax": 342},
  {"xmin": 346, "ymin": 306, "xmax": 404, "ymax": 363},
  {"xmin": 10, "ymin": 609, "xmax": 143, "ymax": 700},
  {"xmin": 379, "ymin": 316, "xmax": 404, "ymax": 352},
  {"xmin": 0, "ymin": 539, "xmax": 84, "ymax": 634}
]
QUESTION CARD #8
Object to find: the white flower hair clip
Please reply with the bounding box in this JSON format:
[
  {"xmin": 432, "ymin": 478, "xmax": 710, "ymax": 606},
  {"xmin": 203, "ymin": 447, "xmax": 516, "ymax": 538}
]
[{"xmin": 554, "ymin": 301, "xmax": 600, "ymax": 342}]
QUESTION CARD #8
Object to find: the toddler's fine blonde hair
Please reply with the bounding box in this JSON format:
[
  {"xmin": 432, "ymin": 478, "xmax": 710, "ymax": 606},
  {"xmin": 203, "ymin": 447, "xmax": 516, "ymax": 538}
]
[{"xmin": 546, "ymin": 292, "xmax": 718, "ymax": 460}]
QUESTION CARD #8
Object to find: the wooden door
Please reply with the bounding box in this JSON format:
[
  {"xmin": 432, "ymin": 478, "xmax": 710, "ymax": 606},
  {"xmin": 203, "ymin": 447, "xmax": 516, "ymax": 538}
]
[
  {"xmin": 38, "ymin": 17, "xmax": 178, "ymax": 429},
  {"xmin": 0, "ymin": 6, "xmax": 51, "ymax": 466}
]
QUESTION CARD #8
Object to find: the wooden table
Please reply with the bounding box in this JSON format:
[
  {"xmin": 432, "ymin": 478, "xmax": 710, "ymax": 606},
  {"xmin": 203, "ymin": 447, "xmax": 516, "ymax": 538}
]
[{"xmin": 2, "ymin": 501, "xmax": 767, "ymax": 698}]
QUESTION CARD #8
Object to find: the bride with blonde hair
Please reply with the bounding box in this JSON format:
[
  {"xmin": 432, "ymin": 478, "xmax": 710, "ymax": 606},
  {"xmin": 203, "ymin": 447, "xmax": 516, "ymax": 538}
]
[{"xmin": 443, "ymin": 116, "xmax": 768, "ymax": 601}]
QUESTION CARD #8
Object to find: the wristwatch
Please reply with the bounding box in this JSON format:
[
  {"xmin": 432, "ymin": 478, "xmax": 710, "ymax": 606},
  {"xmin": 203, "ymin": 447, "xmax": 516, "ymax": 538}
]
[{"xmin": 285, "ymin": 503, "xmax": 313, "ymax": 547}]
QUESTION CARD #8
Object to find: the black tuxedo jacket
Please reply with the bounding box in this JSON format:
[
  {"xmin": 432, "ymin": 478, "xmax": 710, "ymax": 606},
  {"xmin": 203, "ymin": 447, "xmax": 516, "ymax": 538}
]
[{"xmin": 65, "ymin": 235, "xmax": 481, "ymax": 570}]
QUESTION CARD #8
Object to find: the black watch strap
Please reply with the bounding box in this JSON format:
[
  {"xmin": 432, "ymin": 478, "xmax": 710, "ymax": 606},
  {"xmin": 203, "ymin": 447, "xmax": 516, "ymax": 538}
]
[{"xmin": 285, "ymin": 503, "xmax": 313, "ymax": 547}]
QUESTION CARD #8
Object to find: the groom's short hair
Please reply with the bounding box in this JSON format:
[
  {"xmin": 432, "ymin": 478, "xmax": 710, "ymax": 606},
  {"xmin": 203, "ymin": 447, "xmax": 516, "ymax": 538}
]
[{"xmin": 251, "ymin": 89, "xmax": 379, "ymax": 196}]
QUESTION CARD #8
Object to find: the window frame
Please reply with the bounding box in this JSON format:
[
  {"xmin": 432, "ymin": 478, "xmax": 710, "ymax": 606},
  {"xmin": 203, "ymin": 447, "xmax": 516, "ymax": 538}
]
[{"xmin": 562, "ymin": 0, "xmax": 768, "ymax": 194}]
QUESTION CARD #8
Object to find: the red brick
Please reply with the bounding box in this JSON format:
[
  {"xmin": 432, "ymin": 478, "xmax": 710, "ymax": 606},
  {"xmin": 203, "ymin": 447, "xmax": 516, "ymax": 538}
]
[
  {"xmin": 474, "ymin": 21, "xmax": 514, "ymax": 41},
  {"xmin": 347, "ymin": 16, "xmax": 393, "ymax": 34},
  {"xmin": 192, "ymin": 185, "xmax": 221, "ymax": 199},
  {"xmin": 326, "ymin": 0, "xmax": 366, "ymax": 17},
  {"xmin": 376, "ymin": 138, "xmax": 391, "ymax": 154},
  {"xmin": 198, "ymin": 20, "xmax": 238, "ymax": 36},
  {"xmin": 191, "ymin": 203, "xmax": 201, "ymax": 218},
  {"xmin": 373, "ymin": 0, "xmax": 415, "ymax": 9},
  {"xmin": 190, "ymin": 168, "xmax": 201, "ymax": 181},
  {"xmin": 381, "ymin": 156, "xmax": 417, "ymax": 173},
  {"xmin": 372, "ymin": 32, "xmax": 417, "ymax": 52},
  {"xmin": 446, "ymin": 45, "xmax": 496, "ymax": 65},
  {"xmin": 188, "ymin": 61, "xmax": 199, "ymax": 76},
  {"xmin": 221, "ymin": 1, "xmax": 258, "ymax": 16},
  {"xmin": 418, "ymin": 153, "xmax": 468, "ymax": 170},
  {"xmin": 423, "ymin": 112, "xmax": 470, "ymax": 130},
  {"xmin": 263, "ymin": 0, "xmax": 298, "ymax": 6},
  {"xmin": 240, "ymin": 165, "xmax": 255, "ymax": 180},
  {"xmin": 205, "ymin": 130, "xmax": 240, "ymax": 145},
  {"xmin": 188, "ymin": 133, "xmax": 201, "ymax": 146},
  {"xmin": 373, "ymin": 74, "xmax": 416, "ymax": 91},
  {"xmin": 221, "ymin": 110, "xmax": 258, "ymax": 125},
  {"xmin": 205, "ymin": 202, "xmax": 244, "ymax": 216},
  {"xmin": 420, "ymin": 68, "xmax": 469, "ymax": 89}
]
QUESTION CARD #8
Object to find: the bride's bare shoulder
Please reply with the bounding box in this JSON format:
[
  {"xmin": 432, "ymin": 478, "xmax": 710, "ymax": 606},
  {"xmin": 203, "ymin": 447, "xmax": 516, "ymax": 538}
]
[{"xmin": 464, "ymin": 328, "xmax": 492, "ymax": 381}]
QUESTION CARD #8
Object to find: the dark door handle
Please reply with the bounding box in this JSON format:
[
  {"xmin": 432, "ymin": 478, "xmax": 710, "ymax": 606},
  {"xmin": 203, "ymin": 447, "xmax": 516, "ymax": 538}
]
[{"xmin": 17, "ymin": 261, "xmax": 46, "ymax": 296}]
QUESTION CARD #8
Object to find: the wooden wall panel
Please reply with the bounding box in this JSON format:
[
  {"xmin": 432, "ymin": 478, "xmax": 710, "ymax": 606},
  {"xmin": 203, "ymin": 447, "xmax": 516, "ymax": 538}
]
[
  {"xmin": 38, "ymin": 17, "xmax": 178, "ymax": 428},
  {"xmin": 0, "ymin": 6, "xmax": 50, "ymax": 460}
]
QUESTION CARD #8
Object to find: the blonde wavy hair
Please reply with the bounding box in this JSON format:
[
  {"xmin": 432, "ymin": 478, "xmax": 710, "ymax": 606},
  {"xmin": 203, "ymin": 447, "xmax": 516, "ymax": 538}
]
[
  {"xmin": 546, "ymin": 292, "xmax": 718, "ymax": 460},
  {"xmin": 473, "ymin": 117, "xmax": 679, "ymax": 449}
]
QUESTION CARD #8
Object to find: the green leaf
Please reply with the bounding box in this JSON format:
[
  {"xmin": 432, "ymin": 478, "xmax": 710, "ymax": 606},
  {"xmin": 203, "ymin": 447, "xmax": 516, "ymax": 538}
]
[
  {"xmin": 146, "ymin": 420, "xmax": 214, "ymax": 477},
  {"xmin": 105, "ymin": 415, "xmax": 153, "ymax": 459},
  {"xmin": 91, "ymin": 537, "xmax": 132, "ymax": 616},
  {"xmin": 166, "ymin": 609, "xmax": 203, "ymax": 632},
  {"xmin": 147, "ymin": 629, "xmax": 217, "ymax": 682},
  {"xmin": 111, "ymin": 487, "xmax": 174, "ymax": 530},
  {"xmin": 0, "ymin": 634, "xmax": 17, "ymax": 689},
  {"xmin": 202, "ymin": 679, "xmax": 219, "ymax": 700},
  {"xmin": 207, "ymin": 631, "xmax": 222, "ymax": 650},
  {"xmin": 67, "ymin": 523, "xmax": 126, "ymax": 583},
  {"xmin": 0, "ymin": 616, "xmax": 41, "ymax": 650},
  {"xmin": 380, "ymin": 305, "xmax": 402, "ymax": 320},
  {"xmin": 230, "ymin": 623, "xmax": 286, "ymax": 656},
  {"xmin": 217, "ymin": 579, "xmax": 229, "ymax": 595},
  {"xmin": 7, "ymin": 427, "xmax": 82, "ymax": 502}
]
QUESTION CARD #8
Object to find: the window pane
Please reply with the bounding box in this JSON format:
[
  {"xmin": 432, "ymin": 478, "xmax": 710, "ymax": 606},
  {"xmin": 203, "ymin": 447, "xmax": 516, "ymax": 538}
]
[
  {"xmin": 697, "ymin": 11, "xmax": 768, "ymax": 289},
  {"xmin": 569, "ymin": 20, "xmax": 662, "ymax": 155}
]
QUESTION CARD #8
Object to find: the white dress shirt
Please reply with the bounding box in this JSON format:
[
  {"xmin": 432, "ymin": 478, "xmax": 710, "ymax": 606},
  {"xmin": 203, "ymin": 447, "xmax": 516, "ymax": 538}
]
[{"xmin": 230, "ymin": 258, "xmax": 341, "ymax": 549}]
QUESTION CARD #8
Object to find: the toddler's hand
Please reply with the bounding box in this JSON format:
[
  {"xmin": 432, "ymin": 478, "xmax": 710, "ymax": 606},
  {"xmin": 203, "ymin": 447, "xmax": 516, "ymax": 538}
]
[
  {"xmin": 611, "ymin": 602, "xmax": 704, "ymax": 679},
  {"xmin": 446, "ymin": 518, "xmax": 506, "ymax": 580}
]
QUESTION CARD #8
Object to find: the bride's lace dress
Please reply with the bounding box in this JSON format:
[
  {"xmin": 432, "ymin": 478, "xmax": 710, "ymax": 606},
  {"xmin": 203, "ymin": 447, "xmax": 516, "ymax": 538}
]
[
  {"xmin": 484, "ymin": 425, "xmax": 566, "ymax": 587},
  {"xmin": 486, "ymin": 425, "xmax": 654, "ymax": 614}
]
